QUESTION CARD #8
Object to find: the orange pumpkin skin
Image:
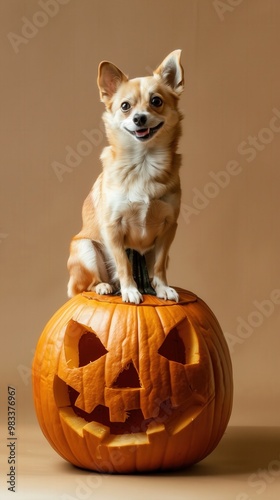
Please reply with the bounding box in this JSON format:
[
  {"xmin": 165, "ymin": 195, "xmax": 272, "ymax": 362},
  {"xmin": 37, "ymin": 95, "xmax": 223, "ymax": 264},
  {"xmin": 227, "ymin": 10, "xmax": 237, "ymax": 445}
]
[{"xmin": 32, "ymin": 288, "xmax": 233, "ymax": 473}]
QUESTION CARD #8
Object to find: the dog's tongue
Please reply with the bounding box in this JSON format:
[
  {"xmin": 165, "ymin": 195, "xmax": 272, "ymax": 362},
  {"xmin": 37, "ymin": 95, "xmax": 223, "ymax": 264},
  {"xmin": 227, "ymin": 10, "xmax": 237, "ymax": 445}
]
[{"xmin": 135, "ymin": 128, "xmax": 150, "ymax": 138}]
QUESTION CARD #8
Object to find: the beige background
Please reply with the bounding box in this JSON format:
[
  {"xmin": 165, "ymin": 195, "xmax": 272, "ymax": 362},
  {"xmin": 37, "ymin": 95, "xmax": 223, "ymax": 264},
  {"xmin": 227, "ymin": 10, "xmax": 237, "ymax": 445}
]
[{"xmin": 0, "ymin": 0, "xmax": 280, "ymax": 498}]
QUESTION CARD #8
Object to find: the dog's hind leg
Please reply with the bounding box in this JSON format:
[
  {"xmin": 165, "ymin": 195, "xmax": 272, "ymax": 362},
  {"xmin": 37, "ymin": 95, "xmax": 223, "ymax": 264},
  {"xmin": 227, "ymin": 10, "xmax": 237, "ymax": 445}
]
[{"xmin": 67, "ymin": 238, "xmax": 113, "ymax": 297}]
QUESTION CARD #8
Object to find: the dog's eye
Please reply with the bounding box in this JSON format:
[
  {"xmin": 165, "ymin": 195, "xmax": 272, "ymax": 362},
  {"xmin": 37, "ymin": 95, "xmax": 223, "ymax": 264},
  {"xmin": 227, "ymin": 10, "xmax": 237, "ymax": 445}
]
[
  {"xmin": 150, "ymin": 96, "xmax": 163, "ymax": 108},
  {"xmin": 121, "ymin": 101, "xmax": 131, "ymax": 112}
]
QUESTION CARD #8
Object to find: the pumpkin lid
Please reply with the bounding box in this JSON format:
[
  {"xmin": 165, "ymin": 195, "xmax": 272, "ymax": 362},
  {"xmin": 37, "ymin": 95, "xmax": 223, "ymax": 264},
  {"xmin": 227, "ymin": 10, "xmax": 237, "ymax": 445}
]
[{"xmin": 81, "ymin": 288, "xmax": 197, "ymax": 307}]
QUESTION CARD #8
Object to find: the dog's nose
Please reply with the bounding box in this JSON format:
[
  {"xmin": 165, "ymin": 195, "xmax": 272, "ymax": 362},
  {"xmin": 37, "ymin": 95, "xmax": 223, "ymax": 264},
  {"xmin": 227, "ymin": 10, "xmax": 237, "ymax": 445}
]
[{"xmin": 133, "ymin": 114, "xmax": 147, "ymax": 127}]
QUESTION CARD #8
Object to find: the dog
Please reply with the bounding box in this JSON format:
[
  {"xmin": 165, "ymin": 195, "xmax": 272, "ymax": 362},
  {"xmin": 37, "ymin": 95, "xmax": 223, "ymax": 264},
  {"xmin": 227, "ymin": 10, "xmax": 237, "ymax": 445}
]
[{"xmin": 67, "ymin": 50, "xmax": 184, "ymax": 304}]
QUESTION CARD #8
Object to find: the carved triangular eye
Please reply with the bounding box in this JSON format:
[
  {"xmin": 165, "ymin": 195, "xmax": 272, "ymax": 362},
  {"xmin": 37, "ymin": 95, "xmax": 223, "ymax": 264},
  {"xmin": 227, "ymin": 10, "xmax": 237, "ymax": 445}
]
[
  {"xmin": 112, "ymin": 361, "xmax": 141, "ymax": 388},
  {"xmin": 64, "ymin": 320, "xmax": 108, "ymax": 368},
  {"xmin": 158, "ymin": 327, "xmax": 186, "ymax": 364},
  {"xmin": 158, "ymin": 319, "xmax": 200, "ymax": 366},
  {"xmin": 79, "ymin": 331, "xmax": 108, "ymax": 367}
]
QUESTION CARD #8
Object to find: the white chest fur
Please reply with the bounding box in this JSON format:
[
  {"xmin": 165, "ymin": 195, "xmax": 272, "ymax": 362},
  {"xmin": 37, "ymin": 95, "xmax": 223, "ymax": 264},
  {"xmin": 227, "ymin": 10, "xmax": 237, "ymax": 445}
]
[{"xmin": 97, "ymin": 147, "xmax": 180, "ymax": 252}]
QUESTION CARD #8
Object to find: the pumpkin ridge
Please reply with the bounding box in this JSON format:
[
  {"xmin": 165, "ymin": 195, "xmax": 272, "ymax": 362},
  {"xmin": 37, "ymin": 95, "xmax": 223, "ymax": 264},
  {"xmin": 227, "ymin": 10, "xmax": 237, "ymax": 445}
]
[{"xmin": 185, "ymin": 301, "xmax": 233, "ymax": 452}]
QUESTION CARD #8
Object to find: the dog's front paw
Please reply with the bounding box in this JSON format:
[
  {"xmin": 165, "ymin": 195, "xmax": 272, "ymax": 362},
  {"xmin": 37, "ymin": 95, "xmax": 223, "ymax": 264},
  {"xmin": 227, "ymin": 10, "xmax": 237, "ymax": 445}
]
[
  {"xmin": 90, "ymin": 282, "xmax": 114, "ymax": 295},
  {"xmin": 121, "ymin": 286, "xmax": 143, "ymax": 304},
  {"xmin": 153, "ymin": 283, "xmax": 179, "ymax": 302}
]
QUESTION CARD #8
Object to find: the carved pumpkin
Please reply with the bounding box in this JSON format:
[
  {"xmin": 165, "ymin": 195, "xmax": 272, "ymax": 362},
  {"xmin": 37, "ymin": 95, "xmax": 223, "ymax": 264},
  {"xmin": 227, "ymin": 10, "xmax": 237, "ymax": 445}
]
[{"xmin": 33, "ymin": 287, "xmax": 233, "ymax": 473}]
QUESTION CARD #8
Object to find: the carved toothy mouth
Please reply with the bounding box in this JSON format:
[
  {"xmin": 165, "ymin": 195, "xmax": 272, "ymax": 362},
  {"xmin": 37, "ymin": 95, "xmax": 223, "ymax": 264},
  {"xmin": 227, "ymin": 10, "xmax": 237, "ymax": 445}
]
[
  {"xmin": 68, "ymin": 387, "xmax": 174, "ymax": 435},
  {"xmin": 56, "ymin": 389, "xmax": 212, "ymax": 449}
]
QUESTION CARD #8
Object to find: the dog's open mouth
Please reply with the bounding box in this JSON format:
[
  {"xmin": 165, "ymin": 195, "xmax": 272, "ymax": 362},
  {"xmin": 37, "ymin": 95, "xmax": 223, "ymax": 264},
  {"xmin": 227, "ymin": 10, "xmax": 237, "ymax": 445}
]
[{"xmin": 126, "ymin": 122, "xmax": 164, "ymax": 141}]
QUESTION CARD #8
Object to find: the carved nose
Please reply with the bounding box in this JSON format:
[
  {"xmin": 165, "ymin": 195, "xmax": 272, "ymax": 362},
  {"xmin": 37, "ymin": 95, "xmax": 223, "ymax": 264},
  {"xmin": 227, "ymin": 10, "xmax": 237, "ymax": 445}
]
[
  {"xmin": 133, "ymin": 113, "xmax": 147, "ymax": 127},
  {"xmin": 112, "ymin": 361, "xmax": 141, "ymax": 389},
  {"xmin": 106, "ymin": 361, "xmax": 142, "ymax": 422}
]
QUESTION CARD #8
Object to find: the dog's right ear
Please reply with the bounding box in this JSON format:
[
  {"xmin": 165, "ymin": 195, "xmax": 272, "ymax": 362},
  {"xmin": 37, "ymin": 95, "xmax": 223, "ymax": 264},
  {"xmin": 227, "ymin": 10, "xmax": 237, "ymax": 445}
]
[{"xmin": 97, "ymin": 62, "xmax": 128, "ymax": 104}]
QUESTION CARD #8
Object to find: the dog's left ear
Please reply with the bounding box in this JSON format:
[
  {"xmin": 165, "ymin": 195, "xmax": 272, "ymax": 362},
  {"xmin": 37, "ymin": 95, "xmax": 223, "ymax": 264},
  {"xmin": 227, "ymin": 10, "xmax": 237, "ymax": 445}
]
[
  {"xmin": 154, "ymin": 50, "xmax": 184, "ymax": 95},
  {"xmin": 97, "ymin": 61, "xmax": 128, "ymax": 104}
]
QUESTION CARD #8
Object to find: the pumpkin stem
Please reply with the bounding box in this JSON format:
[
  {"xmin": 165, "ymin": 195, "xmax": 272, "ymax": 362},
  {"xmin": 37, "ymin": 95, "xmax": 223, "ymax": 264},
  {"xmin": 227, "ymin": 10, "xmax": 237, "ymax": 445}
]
[
  {"xmin": 126, "ymin": 249, "xmax": 156, "ymax": 296},
  {"xmin": 113, "ymin": 250, "xmax": 156, "ymax": 296}
]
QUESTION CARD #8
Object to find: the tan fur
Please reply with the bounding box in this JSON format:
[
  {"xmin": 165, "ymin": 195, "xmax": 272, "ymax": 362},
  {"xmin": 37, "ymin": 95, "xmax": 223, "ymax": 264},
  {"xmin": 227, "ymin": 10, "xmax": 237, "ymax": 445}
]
[{"xmin": 67, "ymin": 50, "xmax": 184, "ymax": 304}]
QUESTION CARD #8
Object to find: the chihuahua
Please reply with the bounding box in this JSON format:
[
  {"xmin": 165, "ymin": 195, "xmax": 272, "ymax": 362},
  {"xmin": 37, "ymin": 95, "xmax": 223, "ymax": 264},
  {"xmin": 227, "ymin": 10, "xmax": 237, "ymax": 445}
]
[{"xmin": 67, "ymin": 50, "xmax": 184, "ymax": 304}]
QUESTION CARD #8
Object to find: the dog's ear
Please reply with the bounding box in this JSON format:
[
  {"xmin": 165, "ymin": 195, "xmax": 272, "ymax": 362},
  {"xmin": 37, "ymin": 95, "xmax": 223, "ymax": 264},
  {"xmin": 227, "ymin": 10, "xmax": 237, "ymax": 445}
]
[
  {"xmin": 154, "ymin": 50, "xmax": 184, "ymax": 95},
  {"xmin": 97, "ymin": 62, "xmax": 128, "ymax": 104}
]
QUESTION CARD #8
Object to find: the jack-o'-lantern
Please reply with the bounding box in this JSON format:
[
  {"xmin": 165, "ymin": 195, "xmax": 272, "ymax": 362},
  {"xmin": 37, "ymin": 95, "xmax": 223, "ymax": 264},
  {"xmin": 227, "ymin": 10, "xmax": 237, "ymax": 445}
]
[{"xmin": 33, "ymin": 266, "xmax": 233, "ymax": 473}]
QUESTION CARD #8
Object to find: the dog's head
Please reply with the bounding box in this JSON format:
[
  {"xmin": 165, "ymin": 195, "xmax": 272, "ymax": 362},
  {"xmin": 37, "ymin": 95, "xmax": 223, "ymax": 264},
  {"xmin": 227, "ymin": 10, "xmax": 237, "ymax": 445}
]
[{"xmin": 97, "ymin": 51, "xmax": 184, "ymax": 148}]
